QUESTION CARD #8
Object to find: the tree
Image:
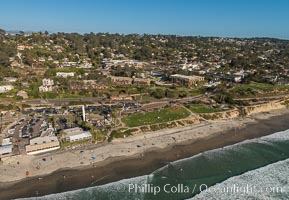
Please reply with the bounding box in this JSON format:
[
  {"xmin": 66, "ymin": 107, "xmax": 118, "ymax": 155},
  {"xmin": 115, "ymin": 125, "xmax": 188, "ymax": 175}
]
[
  {"xmin": 150, "ymin": 88, "xmax": 165, "ymax": 99},
  {"xmin": 165, "ymin": 89, "xmax": 178, "ymax": 98},
  {"xmin": 28, "ymin": 83, "xmax": 40, "ymax": 98},
  {"xmin": 178, "ymin": 90, "xmax": 188, "ymax": 98},
  {"xmin": 22, "ymin": 51, "xmax": 34, "ymax": 66},
  {"xmin": 0, "ymin": 28, "xmax": 5, "ymax": 35},
  {"xmin": 133, "ymin": 45, "xmax": 152, "ymax": 60},
  {"xmin": 0, "ymin": 51, "xmax": 9, "ymax": 65}
]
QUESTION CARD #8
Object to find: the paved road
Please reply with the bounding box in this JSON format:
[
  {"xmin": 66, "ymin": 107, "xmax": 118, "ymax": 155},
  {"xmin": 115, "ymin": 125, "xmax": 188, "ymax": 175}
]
[
  {"xmin": 18, "ymin": 95, "xmax": 205, "ymax": 106},
  {"xmin": 20, "ymin": 97, "xmax": 104, "ymax": 105}
]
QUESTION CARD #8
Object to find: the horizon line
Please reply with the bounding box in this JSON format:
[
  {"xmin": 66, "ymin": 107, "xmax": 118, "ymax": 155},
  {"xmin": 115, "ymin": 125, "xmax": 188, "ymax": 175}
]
[{"xmin": 2, "ymin": 28, "xmax": 289, "ymax": 41}]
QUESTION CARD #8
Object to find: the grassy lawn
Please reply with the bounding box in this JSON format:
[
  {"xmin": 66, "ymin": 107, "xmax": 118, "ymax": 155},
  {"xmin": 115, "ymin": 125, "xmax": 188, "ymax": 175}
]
[
  {"xmin": 122, "ymin": 106, "xmax": 190, "ymax": 127},
  {"xmin": 186, "ymin": 104, "xmax": 222, "ymax": 113},
  {"xmin": 231, "ymin": 82, "xmax": 289, "ymax": 96}
]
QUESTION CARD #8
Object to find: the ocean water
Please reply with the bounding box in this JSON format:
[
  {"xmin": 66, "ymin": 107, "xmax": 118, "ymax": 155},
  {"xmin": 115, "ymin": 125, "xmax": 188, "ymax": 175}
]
[
  {"xmin": 191, "ymin": 159, "xmax": 289, "ymax": 200},
  {"xmin": 20, "ymin": 129, "xmax": 289, "ymax": 200}
]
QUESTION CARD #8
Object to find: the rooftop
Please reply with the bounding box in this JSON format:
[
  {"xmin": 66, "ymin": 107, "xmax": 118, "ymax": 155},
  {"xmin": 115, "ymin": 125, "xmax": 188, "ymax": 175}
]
[
  {"xmin": 62, "ymin": 127, "xmax": 87, "ymax": 137},
  {"xmin": 29, "ymin": 136, "xmax": 59, "ymax": 146},
  {"xmin": 0, "ymin": 138, "xmax": 12, "ymax": 146},
  {"xmin": 170, "ymin": 74, "xmax": 203, "ymax": 80}
]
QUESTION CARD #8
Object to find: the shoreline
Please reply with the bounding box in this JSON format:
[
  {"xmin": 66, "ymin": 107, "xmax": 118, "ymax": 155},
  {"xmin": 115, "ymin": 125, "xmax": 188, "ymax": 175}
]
[{"xmin": 1, "ymin": 109, "xmax": 289, "ymax": 199}]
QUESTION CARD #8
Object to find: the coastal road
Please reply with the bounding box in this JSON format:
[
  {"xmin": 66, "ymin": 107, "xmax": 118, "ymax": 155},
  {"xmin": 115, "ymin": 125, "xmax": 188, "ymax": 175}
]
[{"xmin": 20, "ymin": 97, "xmax": 104, "ymax": 105}]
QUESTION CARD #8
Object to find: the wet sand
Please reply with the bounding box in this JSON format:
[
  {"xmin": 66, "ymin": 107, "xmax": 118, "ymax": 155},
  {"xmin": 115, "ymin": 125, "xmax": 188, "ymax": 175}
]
[{"xmin": 1, "ymin": 111, "xmax": 289, "ymax": 200}]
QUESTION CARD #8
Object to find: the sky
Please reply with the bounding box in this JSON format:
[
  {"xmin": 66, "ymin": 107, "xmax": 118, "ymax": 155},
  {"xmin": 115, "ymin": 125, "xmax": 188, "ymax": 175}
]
[{"xmin": 1, "ymin": 0, "xmax": 289, "ymax": 39}]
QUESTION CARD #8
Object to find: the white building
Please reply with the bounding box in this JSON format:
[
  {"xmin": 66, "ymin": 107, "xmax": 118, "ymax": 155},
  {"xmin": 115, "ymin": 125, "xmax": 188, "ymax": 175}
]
[
  {"xmin": 62, "ymin": 61, "xmax": 77, "ymax": 67},
  {"xmin": 62, "ymin": 127, "xmax": 92, "ymax": 142},
  {"xmin": 42, "ymin": 78, "xmax": 54, "ymax": 86},
  {"xmin": 232, "ymin": 75, "xmax": 242, "ymax": 83},
  {"xmin": 26, "ymin": 136, "xmax": 60, "ymax": 155},
  {"xmin": 56, "ymin": 72, "xmax": 75, "ymax": 78},
  {"xmin": 0, "ymin": 145, "xmax": 13, "ymax": 155},
  {"xmin": 204, "ymin": 81, "xmax": 221, "ymax": 88},
  {"xmin": 3, "ymin": 77, "xmax": 18, "ymax": 83},
  {"xmin": 38, "ymin": 57, "xmax": 46, "ymax": 62},
  {"xmin": 8, "ymin": 126, "xmax": 16, "ymax": 135},
  {"xmin": 102, "ymin": 59, "xmax": 148, "ymax": 68},
  {"xmin": 39, "ymin": 85, "xmax": 53, "ymax": 92},
  {"xmin": 17, "ymin": 90, "xmax": 29, "ymax": 99},
  {"xmin": 39, "ymin": 78, "xmax": 54, "ymax": 92},
  {"xmin": 0, "ymin": 138, "xmax": 13, "ymax": 156},
  {"xmin": 0, "ymin": 85, "xmax": 14, "ymax": 93}
]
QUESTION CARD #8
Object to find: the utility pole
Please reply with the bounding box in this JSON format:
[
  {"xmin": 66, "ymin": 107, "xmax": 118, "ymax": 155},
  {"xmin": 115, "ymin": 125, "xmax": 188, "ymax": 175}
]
[
  {"xmin": 82, "ymin": 105, "xmax": 86, "ymax": 122},
  {"xmin": 0, "ymin": 113, "xmax": 3, "ymax": 134}
]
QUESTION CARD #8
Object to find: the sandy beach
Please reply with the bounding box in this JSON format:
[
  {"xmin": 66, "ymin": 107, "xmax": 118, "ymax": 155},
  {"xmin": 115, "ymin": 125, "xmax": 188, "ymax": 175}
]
[{"xmin": 1, "ymin": 109, "xmax": 289, "ymax": 199}]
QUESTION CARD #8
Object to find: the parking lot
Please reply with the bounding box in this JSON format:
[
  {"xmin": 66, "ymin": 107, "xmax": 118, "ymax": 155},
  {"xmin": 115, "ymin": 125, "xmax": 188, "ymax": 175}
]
[{"xmin": 11, "ymin": 117, "xmax": 47, "ymax": 155}]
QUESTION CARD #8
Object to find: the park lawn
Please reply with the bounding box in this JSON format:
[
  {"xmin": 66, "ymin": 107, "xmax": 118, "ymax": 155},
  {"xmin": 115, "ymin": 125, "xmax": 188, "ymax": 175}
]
[
  {"xmin": 231, "ymin": 82, "xmax": 289, "ymax": 96},
  {"xmin": 123, "ymin": 106, "xmax": 190, "ymax": 127},
  {"xmin": 186, "ymin": 104, "xmax": 222, "ymax": 113}
]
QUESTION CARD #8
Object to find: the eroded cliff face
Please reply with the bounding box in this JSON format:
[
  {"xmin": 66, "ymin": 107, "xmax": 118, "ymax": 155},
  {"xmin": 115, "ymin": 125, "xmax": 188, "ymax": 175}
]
[
  {"xmin": 199, "ymin": 100, "xmax": 288, "ymax": 121},
  {"xmin": 139, "ymin": 116, "xmax": 201, "ymax": 133},
  {"xmin": 179, "ymin": 116, "xmax": 201, "ymax": 125},
  {"xmin": 241, "ymin": 101, "xmax": 287, "ymax": 116},
  {"xmin": 199, "ymin": 109, "xmax": 240, "ymax": 120}
]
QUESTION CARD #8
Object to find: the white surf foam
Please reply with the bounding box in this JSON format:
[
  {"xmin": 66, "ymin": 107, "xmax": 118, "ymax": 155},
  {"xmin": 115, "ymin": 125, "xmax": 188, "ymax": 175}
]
[
  {"xmin": 154, "ymin": 128, "xmax": 289, "ymax": 173},
  {"xmin": 17, "ymin": 175, "xmax": 150, "ymax": 200},
  {"xmin": 191, "ymin": 158, "xmax": 289, "ymax": 200}
]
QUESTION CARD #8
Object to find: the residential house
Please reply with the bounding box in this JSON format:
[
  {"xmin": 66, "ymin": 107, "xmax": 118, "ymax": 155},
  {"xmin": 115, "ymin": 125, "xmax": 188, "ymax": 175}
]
[
  {"xmin": 111, "ymin": 94, "xmax": 134, "ymax": 101},
  {"xmin": 110, "ymin": 76, "xmax": 133, "ymax": 85},
  {"xmin": 38, "ymin": 57, "xmax": 46, "ymax": 62},
  {"xmin": 17, "ymin": 90, "xmax": 29, "ymax": 99},
  {"xmin": 204, "ymin": 81, "xmax": 221, "ymax": 88},
  {"xmin": 62, "ymin": 61, "xmax": 77, "ymax": 67},
  {"xmin": 232, "ymin": 75, "xmax": 242, "ymax": 83},
  {"xmin": 110, "ymin": 76, "xmax": 151, "ymax": 86},
  {"xmin": 56, "ymin": 72, "xmax": 75, "ymax": 78},
  {"xmin": 133, "ymin": 78, "xmax": 151, "ymax": 86},
  {"xmin": 21, "ymin": 82, "xmax": 30, "ymax": 87},
  {"xmin": 3, "ymin": 77, "xmax": 18, "ymax": 83},
  {"xmin": 0, "ymin": 85, "xmax": 14, "ymax": 93},
  {"xmin": 17, "ymin": 45, "xmax": 33, "ymax": 51},
  {"xmin": 69, "ymin": 80, "xmax": 108, "ymax": 90}
]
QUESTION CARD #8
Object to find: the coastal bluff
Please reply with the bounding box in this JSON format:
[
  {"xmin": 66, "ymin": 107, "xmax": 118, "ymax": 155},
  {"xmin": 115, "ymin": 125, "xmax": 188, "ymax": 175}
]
[
  {"xmin": 199, "ymin": 100, "xmax": 288, "ymax": 121},
  {"xmin": 241, "ymin": 100, "xmax": 287, "ymax": 116},
  {"xmin": 199, "ymin": 108, "xmax": 240, "ymax": 120}
]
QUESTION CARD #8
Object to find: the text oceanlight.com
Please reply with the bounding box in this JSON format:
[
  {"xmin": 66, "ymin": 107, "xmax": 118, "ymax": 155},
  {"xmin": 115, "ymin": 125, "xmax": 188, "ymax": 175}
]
[{"xmin": 127, "ymin": 183, "xmax": 284, "ymax": 195}]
